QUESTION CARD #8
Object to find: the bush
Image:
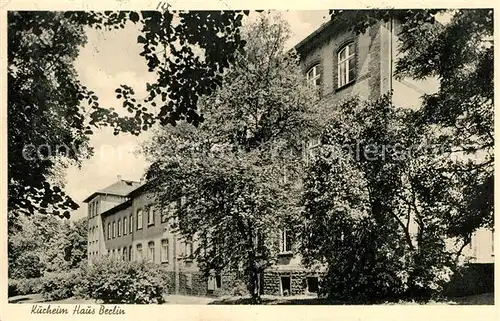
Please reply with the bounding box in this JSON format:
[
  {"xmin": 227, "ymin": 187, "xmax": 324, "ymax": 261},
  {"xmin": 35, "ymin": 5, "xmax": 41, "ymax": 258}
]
[
  {"xmin": 8, "ymin": 279, "xmax": 19, "ymax": 297},
  {"xmin": 10, "ymin": 252, "xmax": 44, "ymax": 279},
  {"xmin": 8, "ymin": 277, "xmax": 44, "ymax": 297},
  {"xmin": 79, "ymin": 257, "xmax": 169, "ymax": 304},
  {"xmin": 231, "ymin": 281, "xmax": 248, "ymax": 297},
  {"xmin": 40, "ymin": 270, "xmax": 83, "ymax": 301},
  {"xmin": 18, "ymin": 277, "xmax": 43, "ymax": 295}
]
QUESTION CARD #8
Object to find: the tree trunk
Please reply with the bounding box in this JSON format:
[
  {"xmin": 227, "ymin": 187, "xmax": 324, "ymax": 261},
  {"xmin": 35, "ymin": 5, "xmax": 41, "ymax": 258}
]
[{"xmin": 246, "ymin": 254, "xmax": 262, "ymax": 304}]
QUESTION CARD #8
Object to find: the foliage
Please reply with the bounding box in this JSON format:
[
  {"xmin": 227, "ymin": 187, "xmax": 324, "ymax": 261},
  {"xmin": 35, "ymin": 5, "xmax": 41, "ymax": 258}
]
[
  {"xmin": 300, "ymin": 9, "xmax": 493, "ymax": 301},
  {"xmin": 8, "ymin": 279, "xmax": 19, "ymax": 297},
  {"xmin": 8, "ymin": 213, "xmax": 61, "ymax": 278},
  {"xmin": 78, "ymin": 257, "xmax": 169, "ymax": 304},
  {"xmin": 48, "ymin": 217, "xmax": 89, "ymax": 270},
  {"xmin": 8, "ymin": 213, "xmax": 88, "ymax": 277},
  {"xmin": 302, "ymin": 92, "xmax": 485, "ymax": 301},
  {"xmin": 8, "ymin": 12, "xmax": 89, "ymax": 217},
  {"xmin": 8, "ymin": 10, "xmax": 250, "ymax": 217},
  {"xmin": 39, "ymin": 270, "xmax": 83, "ymax": 301},
  {"xmin": 9, "ymin": 252, "xmax": 45, "ymax": 279},
  {"xmin": 144, "ymin": 13, "xmax": 318, "ymax": 302},
  {"xmin": 329, "ymin": 9, "xmax": 494, "ymax": 238},
  {"xmin": 8, "ymin": 278, "xmax": 44, "ymax": 297}
]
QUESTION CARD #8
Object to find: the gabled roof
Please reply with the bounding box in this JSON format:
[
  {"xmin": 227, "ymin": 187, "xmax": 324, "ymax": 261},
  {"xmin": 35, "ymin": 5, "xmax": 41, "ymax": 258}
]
[{"xmin": 83, "ymin": 179, "xmax": 142, "ymax": 203}]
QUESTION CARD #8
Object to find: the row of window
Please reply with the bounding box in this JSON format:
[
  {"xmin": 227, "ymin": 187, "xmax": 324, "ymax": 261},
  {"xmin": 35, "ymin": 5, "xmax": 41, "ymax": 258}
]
[
  {"xmin": 252, "ymin": 229, "xmax": 293, "ymax": 254},
  {"xmin": 306, "ymin": 42, "xmax": 356, "ymax": 90},
  {"xmin": 88, "ymin": 225, "xmax": 98, "ymax": 240},
  {"xmin": 106, "ymin": 204, "xmax": 176, "ymax": 240},
  {"xmin": 106, "ymin": 239, "xmax": 194, "ymax": 263},
  {"xmin": 88, "ymin": 199, "xmax": 100, "ymax": 218},
  {"xmin": 89, "ymin": 240, "xmax": 99, "ymax": 249}
]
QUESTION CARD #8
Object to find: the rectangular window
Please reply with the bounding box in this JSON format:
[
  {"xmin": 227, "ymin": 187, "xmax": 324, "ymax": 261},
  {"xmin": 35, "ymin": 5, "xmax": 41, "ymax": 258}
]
[
  {"xmin": 281, "ymin": 276, "xmax": 291, "ymax": 296},
  {"xmin": 185, "ymin": 239, "xmax": 194, "ymax": 261},
  {"xmin": 338, "ymin": 43, "xmax": 356, "ymax": 88},
  {"xmin": 136, "ymin": 243, "xmax": 143, "ymax": 260},
  {"xmin": 215, "ymin": 275, "xmax": 222, "ymax": 289},
  {"xmin": 128, "ymin": 245, "xmax": 132, "ymax": 261},
  {"xmin": 161, "ymin": 239, "xmax": 169, "ymax": 263},
  {"xmin": 306, "ymin": 64, "xmax": 321, "ymax": 88},
  {"xmin": 137, "ymin": 209, "xmax": 143, "ymax": 230},
  {"xmin": 129, "ymin": 215, "xmax": 133, "ymax": 234},
  {"xmin": 281, "ymin": 229, "xmax": 293, "ymax": 252},
  {"xmin": 208, "ymin": 275, "xmax": 221, "ymax": 291},
  {"xmin": 95, "ymin": 201, "xmax": 100, "ymax": 215},
  {"xmin": 112, "ymin": 221, "xmax": 116, "ymax": 238},
  {"xmin": 123, "ymin": 247, "xmax": 128, "ymax": 261},
  {"xmin": 107, "ymin": 223, "xmax": 111, "ymax": 240},
  {"xmin": 117, "ymin": 219, "xmax": 121, "ymax": 237},
  {"xmin": 307, "ymin": 277, "xmax": 319, "ymax": 293},
  {"xmin": 123, "ymin": 217, "xmax": 128, "ymax": 235},
  {"xmin": 148, "ymin": 241, "xmax": 155, "ymax": 262},
  {"xmin": 148, "ymin": 206, "xmax": 155, "ymax": 226}
]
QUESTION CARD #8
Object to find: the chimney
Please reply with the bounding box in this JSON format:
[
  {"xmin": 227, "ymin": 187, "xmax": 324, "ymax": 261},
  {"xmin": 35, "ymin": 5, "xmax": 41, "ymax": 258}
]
[
  {"xmin": 140, "ymin": 177, "xmax": 145, "ymax": 184},
  {"xmin": 117, "ymin": 175, "xmax": 122, "ymax": 181}
]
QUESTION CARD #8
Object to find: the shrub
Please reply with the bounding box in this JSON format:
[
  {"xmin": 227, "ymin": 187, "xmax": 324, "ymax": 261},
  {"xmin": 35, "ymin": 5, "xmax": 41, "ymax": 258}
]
[
  {"xmin": 40, "ymin": 270, "xmax": 82, "ymax": 301},
  {"xmin": 80, "ymin": 257, "xmax": 169, "ymax": 304},
  {"xmin": 10, "ymin": 252, "xmax": 44, "ymax": 279},
  {"xmin": 18, "ymin": 277, "xmax": 44, "ymax": 295},
  {"xmin": 8, "ymin": 279, "xmax": 19, "ymax": 297},
  {"xmin": 8, "ymin": 278, "xmax": 44, "ymax": 297},
  {"xmin": 231, "ymin": 281, "xmax": 248, "ymax": 297}
]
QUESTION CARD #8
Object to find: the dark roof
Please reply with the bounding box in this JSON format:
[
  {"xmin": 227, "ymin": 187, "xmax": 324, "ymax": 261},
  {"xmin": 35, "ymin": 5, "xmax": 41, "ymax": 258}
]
[
  {"xmin": 127, "ymin": 177, "xmax": 157, "ymax": 198},
  {"xmin": 83, "ymin": 179, "xmax": 142, "ymax": 203},
  {"xmin": 100, "ymin": 198, "xmax": 133, "ymax": 217}
]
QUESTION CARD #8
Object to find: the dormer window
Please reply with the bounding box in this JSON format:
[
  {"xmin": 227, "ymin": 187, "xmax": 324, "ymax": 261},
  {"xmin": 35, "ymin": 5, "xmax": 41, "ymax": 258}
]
[
  {"xmin": 306, "ymin": 64, "xmax": 321, "ymax": 88},
  {"xmin": 338, "ymin": 43, "xmax": 356, "ymax": 88}
]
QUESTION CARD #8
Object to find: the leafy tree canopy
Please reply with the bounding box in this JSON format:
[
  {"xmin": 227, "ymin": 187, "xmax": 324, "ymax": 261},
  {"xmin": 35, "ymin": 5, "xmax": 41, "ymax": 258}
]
[
  {"xmin": 144, "ymin": 13, "xmax": 318, "ymax": 301},
  {"xmin": 301, "ymin": 9, "xmax": 493, "ymax": 301},
  {"xmin": 8, "ymin": 10, "xmax": 251, "ymax": 217},
  {"xmin": 329, "ymin": 8, "xmax": 493, "ymax": 235}
]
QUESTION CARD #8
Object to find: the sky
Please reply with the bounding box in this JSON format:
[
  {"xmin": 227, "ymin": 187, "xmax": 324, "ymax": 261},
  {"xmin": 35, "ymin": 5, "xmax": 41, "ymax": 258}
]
[{"xmin": 67, "ymin": 10, "xmax": 329, "ymax": 220}]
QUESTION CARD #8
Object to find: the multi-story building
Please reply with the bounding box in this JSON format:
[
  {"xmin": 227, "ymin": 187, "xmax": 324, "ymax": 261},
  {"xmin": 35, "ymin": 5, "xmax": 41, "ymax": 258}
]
[{"xmin": 85, "ymin": 14, "xmax": 493, "ymax": 297}]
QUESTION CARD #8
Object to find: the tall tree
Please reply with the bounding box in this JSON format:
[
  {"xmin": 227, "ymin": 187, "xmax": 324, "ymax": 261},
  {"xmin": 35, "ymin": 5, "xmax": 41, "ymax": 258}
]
[
  {"xmin": 302, "ymin": 95, "xmax": 458, "ymax": 301},
  {"xmin": 144, "ymin": 13, "xmax": 318, "ymax": 302},
  {"xmin": 301, "ymin": 9, "xmax": 493, "ymax": 301},
  {"xmin": 8, "ymin": 10, "xmax": 249, "ymax": 217},
  {"xmin": 329, "ymin": 9, "xmax": 494, "ymax": 237},
  {"xmin": 45, "ymin": 217, "xmax": 89, "ymax": 271}
]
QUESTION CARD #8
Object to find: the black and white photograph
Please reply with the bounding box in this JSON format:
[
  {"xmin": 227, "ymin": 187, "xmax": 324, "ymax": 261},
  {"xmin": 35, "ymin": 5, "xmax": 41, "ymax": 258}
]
[{"xmin": 3, "ymin": 4, "xmax": 495, "ymax": 312}]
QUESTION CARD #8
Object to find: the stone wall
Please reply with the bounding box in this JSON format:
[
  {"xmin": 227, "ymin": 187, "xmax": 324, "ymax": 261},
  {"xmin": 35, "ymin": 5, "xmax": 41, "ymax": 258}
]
[{"xmin": 263, "ymin": 270, "xmax": 325, "ymax": 296}]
